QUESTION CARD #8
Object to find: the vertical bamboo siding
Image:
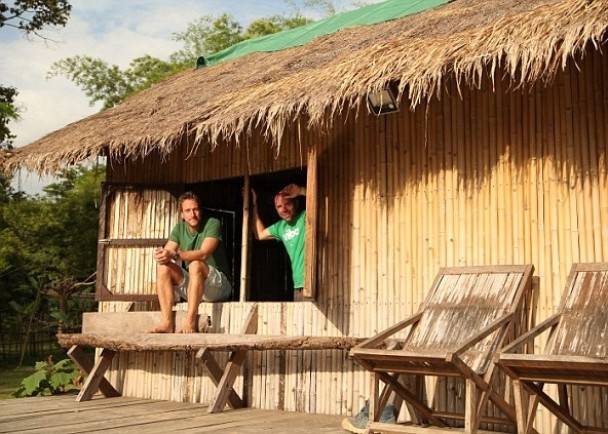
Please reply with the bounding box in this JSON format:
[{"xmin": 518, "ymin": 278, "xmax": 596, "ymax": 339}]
[{"xmin": 102, "ymin": 49, "xmax": 608, "ymax": 430}]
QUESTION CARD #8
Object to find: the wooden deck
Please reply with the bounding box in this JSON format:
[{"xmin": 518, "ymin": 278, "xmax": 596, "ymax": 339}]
[{"xmin": 0, "ymin": 395, "xmax": 348, "ymax": 433}]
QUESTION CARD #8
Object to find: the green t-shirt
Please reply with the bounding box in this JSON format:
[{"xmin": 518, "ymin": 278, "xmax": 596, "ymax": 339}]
[
  {"xmin": 169, "ymin": 216, "xmax": 230, "ymax": 279},
  {"xmin": 268, "ymin": 210, "xmax": 306, "ymax": 289}
]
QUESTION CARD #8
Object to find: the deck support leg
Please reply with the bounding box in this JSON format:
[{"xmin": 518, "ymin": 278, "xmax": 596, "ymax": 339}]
[
  {"xmin": 74, "ymin": 347, "xmax": 117, "ymax": 402},
  {"xmin": 205, "ymin": 304, "xmax": 258, "ymax": 413},
  {"xmin": 68, "ymin": 345, "xmax": 120, "ymax": 400}
]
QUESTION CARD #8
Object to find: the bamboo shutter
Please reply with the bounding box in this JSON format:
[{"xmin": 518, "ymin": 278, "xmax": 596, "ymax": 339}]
[{"xmin": 96, "ymin": 183, "xmax": 182, "ymax": 301}]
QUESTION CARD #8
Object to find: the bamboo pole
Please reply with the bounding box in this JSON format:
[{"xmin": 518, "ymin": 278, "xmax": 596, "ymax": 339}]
[{"xmin": 239, "ymin": 174, "xmax": 251, "ymax": 302}]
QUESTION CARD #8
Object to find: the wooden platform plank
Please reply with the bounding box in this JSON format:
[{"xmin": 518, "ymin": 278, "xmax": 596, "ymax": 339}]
[
  {"xmin": 0, "ymin": 396, "xmax": 147, "ymax": 419},
  {"xmin": 0, "ymin": 396, "xmax": 345, "ymax": 434},
  {"xmin": 0, "ymin": 399, "xmax": 198, "ymax": 432}
]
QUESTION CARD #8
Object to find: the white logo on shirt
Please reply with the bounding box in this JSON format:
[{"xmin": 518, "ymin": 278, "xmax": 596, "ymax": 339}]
[{"xmin": 284, "ymin": 227, "xmax": 300, "ymax": 241}]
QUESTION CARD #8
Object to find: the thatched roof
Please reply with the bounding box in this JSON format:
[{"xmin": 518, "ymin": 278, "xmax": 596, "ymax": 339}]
[{"xmin": 5, "ymin": 0, "xmax": 608, "ymax": 174}]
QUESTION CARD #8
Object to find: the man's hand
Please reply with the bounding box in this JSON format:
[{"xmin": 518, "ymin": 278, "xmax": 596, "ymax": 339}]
[
  {"xmin": 279, "ymin": 184, "xmax": 304, "ymax": 199},
  {"xmin": 154, "ymin": 247, "xmax": 174, "ymax": 265}
]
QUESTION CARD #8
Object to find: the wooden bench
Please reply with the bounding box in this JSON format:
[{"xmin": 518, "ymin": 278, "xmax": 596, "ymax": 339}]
[{"xmin": 58, "ymin": 304, "xmax": 363, "ymax": 413}]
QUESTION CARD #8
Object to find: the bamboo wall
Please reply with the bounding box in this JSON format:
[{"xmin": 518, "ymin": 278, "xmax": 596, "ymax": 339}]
[{"xmin": 103, "ymin": 48, "xmax": 608, "ymax": 431}]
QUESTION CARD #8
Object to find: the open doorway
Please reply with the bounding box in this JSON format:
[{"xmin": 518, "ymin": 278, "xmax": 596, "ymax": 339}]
[{"xmin": 190, "ymin": 177, "xmax": 243, "ymax": 301}]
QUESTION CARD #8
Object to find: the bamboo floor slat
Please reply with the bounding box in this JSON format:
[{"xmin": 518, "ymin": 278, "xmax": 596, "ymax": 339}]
[{"xmin": 0, "ymin": 395, "xmax": 346, "ymax": 434}]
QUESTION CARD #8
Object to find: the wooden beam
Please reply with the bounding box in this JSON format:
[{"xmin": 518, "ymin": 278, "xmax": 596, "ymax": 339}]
[
  {"xmin": 498, "ymin": 313, "xmax": 560, "ymax": 355},
  {"xmin": 450, "ymin": 354, "xmax": 516, "ymax": 423},
  {"xmin": 76, "ymin": 348, "xmax": 116, "ymax": 402},
  {"xmin": 58, "ymin": 332, "xmax": 363, "ymax": 352},
  {"xmin": 353, "ymin": 312, "xmax": 423, "ymax": 350},
  {"xmin": 521, "ymin": 380, "xmax": 584, "ymax": 433},
  {"xmin": 67, "ymin": 345, "xmax": 120, "ymax": 398}
]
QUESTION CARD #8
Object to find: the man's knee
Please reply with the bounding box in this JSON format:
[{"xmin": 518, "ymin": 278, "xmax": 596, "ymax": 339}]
[
  {"xmin": 188, "ymin": 260, "xmax": 209, "ymax": 279},
  {"xmin": 157, "ymin": 263, "xmax": 172, "ymax": 278}
]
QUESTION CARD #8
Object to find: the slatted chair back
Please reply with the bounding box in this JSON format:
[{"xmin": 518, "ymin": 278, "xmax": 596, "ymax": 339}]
[
  {"xmin": 547, "ymin": 264, "xmax": 608, "ymax": 358},
  {"xmin": 403, "ymin": 266, "xmax": 533, "ymax": 373}
]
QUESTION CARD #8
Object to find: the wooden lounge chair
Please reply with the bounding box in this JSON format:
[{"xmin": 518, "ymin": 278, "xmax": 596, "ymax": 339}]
[
  {"xmin": 497, "ymin": 263, "xmax": 608, "ymax": 434},
  {"xmin": 349, "ymin": 265, "xmax": 535, "ymax": 433}
]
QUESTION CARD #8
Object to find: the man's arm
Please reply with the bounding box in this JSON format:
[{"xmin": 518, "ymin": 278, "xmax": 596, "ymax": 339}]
[
  {"xmin": 178, "ymin": 237, "xmax": 219, "ymax": 262},
  {"xmin": 155, "ymin": 240, "xmax": 179, "ymax": 265},
  {"xmin": 251, "ymin": 189, "xmax": 274, "ymax": 241}
]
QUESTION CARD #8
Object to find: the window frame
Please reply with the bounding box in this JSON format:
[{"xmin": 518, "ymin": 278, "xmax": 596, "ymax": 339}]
[{"xmin": 95, "ymin": 182, "xmax": 183, "ymax": 302}]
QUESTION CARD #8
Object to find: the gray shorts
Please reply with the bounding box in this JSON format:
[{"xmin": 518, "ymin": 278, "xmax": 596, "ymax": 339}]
[{"xmin": 174, "ymin": 265, "xmax": 232, "ymax": 302}]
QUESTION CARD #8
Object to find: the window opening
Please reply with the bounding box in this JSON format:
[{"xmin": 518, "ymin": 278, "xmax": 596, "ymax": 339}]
[{"xmin": 249, "ymin": 168, "xmax": 307, "ymax": 302}]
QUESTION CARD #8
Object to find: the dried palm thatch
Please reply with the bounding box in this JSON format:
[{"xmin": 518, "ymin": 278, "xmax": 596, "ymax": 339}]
[{"xmin": 4, "ymin": 0, "xmax": 608, "ymax": 174}]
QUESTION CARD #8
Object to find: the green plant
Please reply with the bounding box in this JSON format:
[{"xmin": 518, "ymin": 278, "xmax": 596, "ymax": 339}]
[{"xmin": 13, "ymin": 356, "xmax": 81, "ymax": 397}]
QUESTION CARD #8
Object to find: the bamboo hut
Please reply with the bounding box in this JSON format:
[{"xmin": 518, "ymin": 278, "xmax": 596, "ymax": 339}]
[{"xmin": 4, "ymin": 0, "xmax": 608, "ymax": 431}]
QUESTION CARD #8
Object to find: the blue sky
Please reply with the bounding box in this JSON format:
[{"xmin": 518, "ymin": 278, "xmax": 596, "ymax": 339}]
[{"xmin": 1, "ymin": 0, "xmax": 359, "ymax": 193}]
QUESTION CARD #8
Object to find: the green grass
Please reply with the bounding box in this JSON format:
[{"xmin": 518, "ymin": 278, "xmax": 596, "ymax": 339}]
[{"xmin": 0, "ymin": 366, "xmax": 35, "ymax": 399}]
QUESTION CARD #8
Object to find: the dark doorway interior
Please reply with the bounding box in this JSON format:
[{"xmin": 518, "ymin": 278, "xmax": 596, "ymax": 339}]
[
  {"xmin": 190, "ymin": 177, "xmax": 243, "ymax": 301},
  {"xmin": 250, "ymin": 168, "xmax": 307, "ymax": 302}
]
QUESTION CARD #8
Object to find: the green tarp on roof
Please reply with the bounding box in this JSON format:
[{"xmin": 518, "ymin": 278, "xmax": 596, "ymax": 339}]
[{"xmin": 205, "ymin": 0, "xmax": 449, "ymax": 66}]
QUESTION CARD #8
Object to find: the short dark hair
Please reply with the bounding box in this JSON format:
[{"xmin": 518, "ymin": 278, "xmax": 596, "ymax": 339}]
[{"xmin": 178, "ymin": 191, "xmax": 200, "ymax": 211}]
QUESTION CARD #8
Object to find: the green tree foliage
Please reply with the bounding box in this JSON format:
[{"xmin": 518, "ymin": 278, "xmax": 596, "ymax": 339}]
[
  {"xmin": 0, "ymin": 0, "xmax": 71, "ymax": 35},
  {"xmin": 0, "ymin": 86, "xmax": 19, "ymax": 148},
  {"xmin": 169, "ymin": 13, "xmax": 243, "ymax": 66},
  {"xmin": 48, "ymin": 55, "xmax": 184, "ymax": 110},
  {"xmin": 0, "ymin": 166, "xmax": 103, "ymax": 346},
  {"xmin": 50, "ymin": 11, "xmax": 314, "ymax": 109}
]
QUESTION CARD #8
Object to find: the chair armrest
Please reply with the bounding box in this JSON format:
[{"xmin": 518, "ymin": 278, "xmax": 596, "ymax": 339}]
[
  {"xmin": 453, "ymin": 313, "xmax": 515, "ymax": 356},
  {"xmin": 356, "ymin": 312, "xmax": 423, "ymax": 349},
  {"xmin": 499, "ymin": 313, "xmax": 561, "ymax": 354}
]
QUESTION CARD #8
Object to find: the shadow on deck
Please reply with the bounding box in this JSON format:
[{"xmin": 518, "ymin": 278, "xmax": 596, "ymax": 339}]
[{"xmin": 0, "ymin": 395, "xmax": 348, "ymax": 433}]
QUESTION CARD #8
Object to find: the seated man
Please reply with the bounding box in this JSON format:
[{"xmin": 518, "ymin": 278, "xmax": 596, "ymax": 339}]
[
  {"xmin": 151, "ymin": 191, "xmax": 232, "ymax": 333},
  {"xmin": 251, "ymin": 183, "xmax": 306, "ymax": 301}
]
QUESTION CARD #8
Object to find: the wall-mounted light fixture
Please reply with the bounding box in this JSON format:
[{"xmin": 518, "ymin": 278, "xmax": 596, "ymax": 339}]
[{"xmin": 367, "ymin": 87, "xmax": 399, "ymax": 116}]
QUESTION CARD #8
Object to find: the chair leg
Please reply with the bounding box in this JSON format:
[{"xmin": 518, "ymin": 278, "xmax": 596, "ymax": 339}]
[
  {"xmin": 465, "ymin": 379, "xmax": 478, "ymax": 434},
  {"xmin": 557, "ymin": 384, "xmax": 569, "ymax": 413},
  {"xmin": 513, "ymin": 379, "xmax": 528, "ymax": 434},
  {"xmin": 370, "ymin": 372, "xmax": 380, "ymax": 423}
]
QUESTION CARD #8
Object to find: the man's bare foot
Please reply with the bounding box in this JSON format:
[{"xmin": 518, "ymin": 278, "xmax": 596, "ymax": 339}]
[
  {"xmin": 177, "ymin": 317, "xmax": 197, "ymax": 333},
  {"xmin": 148, "ymin": 321, "xmax": 174, "ymax": 333}
]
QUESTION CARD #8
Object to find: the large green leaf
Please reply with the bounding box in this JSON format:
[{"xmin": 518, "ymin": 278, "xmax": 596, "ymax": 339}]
[
  {"xmin": 20, "ymin": 370, "xmax": 47, "ymax": 395},
  {"xmin": 53, "ymin": 358, "xmax": 75, "ymax": 371},
  {"xmin": 50, "ymin": 371, "xmax": 75, "ymax": 390},
  {"xmin": 34, "ymin": 361, "xmax": 49, "ymax": 371}
]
